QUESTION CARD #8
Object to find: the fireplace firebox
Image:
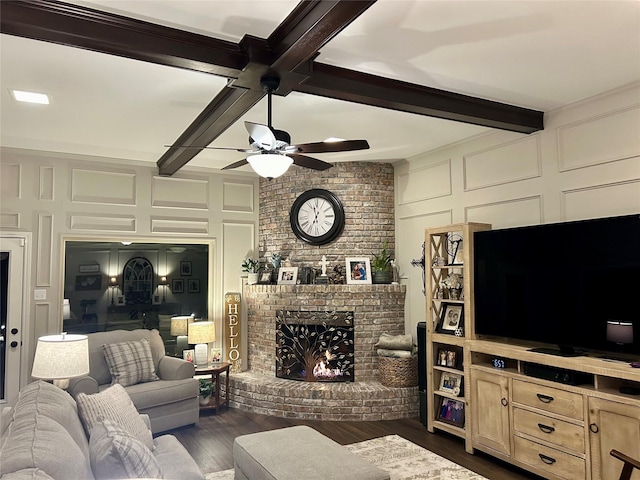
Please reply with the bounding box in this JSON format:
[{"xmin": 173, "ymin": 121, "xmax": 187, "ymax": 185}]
[{"xmin": 276, "ymin": 310, "xmax": 354, "ymax": 382}]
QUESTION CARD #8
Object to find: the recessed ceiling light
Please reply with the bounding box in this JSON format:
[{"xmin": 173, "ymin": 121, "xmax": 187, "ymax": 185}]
[{"xmin": 12, "ymin": 90, "xmax": 49, "ymax": 104}]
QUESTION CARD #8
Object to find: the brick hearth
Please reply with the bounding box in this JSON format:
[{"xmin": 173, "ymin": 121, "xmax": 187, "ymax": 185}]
[{"xmin": 229, "ymin": 284, "xmax": 418, "ymax": 421}]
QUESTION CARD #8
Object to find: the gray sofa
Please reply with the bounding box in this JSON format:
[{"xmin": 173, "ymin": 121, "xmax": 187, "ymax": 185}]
[
  {"xmin": 0, "ymin": 380, "xmax": 204, "ymax": 479},
  {"xmin": 68, "ymin": 328, "xmax": 199, "ymax": 434}
]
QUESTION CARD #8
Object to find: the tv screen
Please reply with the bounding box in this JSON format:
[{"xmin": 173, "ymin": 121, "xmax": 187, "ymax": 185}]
[{"xmin": 473, "ymin": 214, "xmax": 640, "ymax": 358}]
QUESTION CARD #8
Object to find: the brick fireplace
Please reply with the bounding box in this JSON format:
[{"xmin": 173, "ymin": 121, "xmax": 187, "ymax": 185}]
[{"xmin": 228, "ymin": 284, "xmax": 419, "ymax": 421}]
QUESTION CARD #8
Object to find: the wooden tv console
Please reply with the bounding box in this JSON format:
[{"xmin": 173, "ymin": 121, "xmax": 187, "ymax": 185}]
[{"xmin": 468, "ymin": 340, "xmax": 640, "ymax": 480}]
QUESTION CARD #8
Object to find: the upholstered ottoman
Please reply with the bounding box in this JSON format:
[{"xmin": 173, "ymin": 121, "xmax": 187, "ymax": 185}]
[{"xmin": 233, "ymin": 425, "xmax": 390, "ymax": 480}]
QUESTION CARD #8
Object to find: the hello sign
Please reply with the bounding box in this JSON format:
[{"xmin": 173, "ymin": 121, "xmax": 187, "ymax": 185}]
[{"xmin": 224, "ymin": 292, "xmax": 243, "ymax": 373}]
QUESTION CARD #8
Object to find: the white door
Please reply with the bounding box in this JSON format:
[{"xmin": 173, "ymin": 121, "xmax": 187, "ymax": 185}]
[{"xmin": 0, "ymin": 234, "xmax": 29, "ymax": 408}]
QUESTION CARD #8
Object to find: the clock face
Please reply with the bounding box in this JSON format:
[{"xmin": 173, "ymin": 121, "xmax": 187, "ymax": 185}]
[{"xmin": 290, "ymin": 189, "xmax": 345, "ymax": 245}]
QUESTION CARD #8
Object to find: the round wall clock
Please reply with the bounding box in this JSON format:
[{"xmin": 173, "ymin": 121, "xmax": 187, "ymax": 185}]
[{"xmin": 290, "ymin": 189, "xmax": 345, "ymax": 245}]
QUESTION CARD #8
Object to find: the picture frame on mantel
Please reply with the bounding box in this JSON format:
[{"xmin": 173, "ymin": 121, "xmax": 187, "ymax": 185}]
[
  {"xmin": 345, "ymin": 257, "xmax": 372, "ymax": 285},
  {"xmin": 278, "ymin": 267, "xmax": 298, "ymax": 285}
]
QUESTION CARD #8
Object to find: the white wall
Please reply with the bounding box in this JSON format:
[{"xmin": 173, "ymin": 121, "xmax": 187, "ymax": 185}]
[
  {"xmin": 0, "ymin": 149, "xmax": 259, "ymax": 385},
  {"xmin": 395, "ymin": 82, "xmax": 640, "ymax": 340}
]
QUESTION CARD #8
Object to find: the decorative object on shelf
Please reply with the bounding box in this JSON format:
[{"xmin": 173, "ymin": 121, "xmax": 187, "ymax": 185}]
[
  {"xmin": 437, "ymin": 349, "xmax": 459, "ymax": 369},
  {"xmin": 454, "ymin": 327, "xmax": 464, "ymax": 337},
  {"xmin": 371, "ymin": 241, "xmax": 393, "ymax": 284},
  {"xmin": 259, "ymin": 271, "xmax": 272, "ymax": 284},
  {"xmin": 439, "ymin": 372, "xmax": 463, "ymax": 396},
  {"xmin": 182, "ymin": 349, "xmax": 194, "ymax": 363},
  {"xmin": 345, "ymin": 257, "xmax": 372, "ymax": 284},
  {"xmin": 241, "ymin": 258, "xmax": 260, "ymax": 285},
  {"xmin": 492, "ymin": 358, "xmax": 506, "ymax": 369},
  {"xmin": 410, "ymin": 242, "xmax": 426, "ymax": 295},
  {"xmin": 441, "ymin": 272, "xmax": 463, "ymax": 300},
  {"xmin": 198, "ymin": 378, "xmax": 214, "ymax": 406},
  {"xmin": 298, "ymin": 266, "xmax": 315, "ymax": 284},
  {"xmin": 269, "ymin": 253, "xmax": 281, "ymax": 283},
  {"xmin": 436, "ymin": 303, "xmax": 464, "ymax": 335},
  {"xmin": 290, "ymin": 189, "xmax": 345, "ymax": 246},
  {"xmin": 315, "ymin": 254, "xmax": 329, "ymax": 284},
  {"xmin": 446, "ymin": 232, "xmax": 463, "ymax": 265},
  {"xmin": 277, "ymin": 266, "xmax": 298, "ymax": 285},
  {"xmin": 437, "ymin": 397, "xmax": 465, "ymax": 427},
  {"xmin": 211, "ymin": 349, "xmax": 221, "ymax": 364}
]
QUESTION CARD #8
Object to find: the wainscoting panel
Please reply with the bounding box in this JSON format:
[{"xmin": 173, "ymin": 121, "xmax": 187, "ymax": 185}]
[
  {"xmin": 557, "ymin": 105, "xmax": 640, "ymax": 171},
  {"xmin": 466, "ymin": 196, "xmax": 542, "ymax": 229},
  {"xmin": 222, "ymin": 222, "xmax": 255, "ymax": 290},
  {"xmin": 39, "ymin": 166, "xmax": 54, "ymax": 201},
  {"xmin": 562, "ymin": 180, "xmax": 640, "ymax": 220},
  {"xmin": 223, "ymin": 181, "xmax": 255, "ymax": 213},
  {"xmin": 152, "ymin": 176, "xmax": 209, "ymax": 210},
  {"xmin": 71, "ymin": 169, "xmax": 136, "ymax": 205},
  {"xmin": 36, "ymin": 213, "xmax": 53, "ymax": 286},
  {"xmin": 0, "ymin": 213, "xmax": 20, "ymax": 229},
  {"xmin": 397, "ymin": 160, "xmax": 451, "ymax": 205},
  {"xmin": 463, "ymin": 135, "xmax": 541, "ymax": 191},
  {"xmin": 0, "ymin": 163, "xmax": 21, "ymax": 199},
  {"xmin": 150, "ymin": 216, "xmax": 209, "ymax": 235},
  {"xmin": 70, "ymin": 214, "xmax": 136, "ymax": 232}
]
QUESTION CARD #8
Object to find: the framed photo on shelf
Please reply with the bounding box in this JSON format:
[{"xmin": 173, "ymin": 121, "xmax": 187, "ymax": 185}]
[
  {"xmin": 172, "ymin": 278, "xmax": 184, "ymax": 293},
  {"xmin": 182, "ymin": 349, "xmax": 195, "ymax": 363},
  {"xmin": 345, "ymin": 257, "xmax": 372, "ymax": 284},
  {"xmin": 277, "ymin": 267, "xmax": 298, "ymax": 285},
  {"xmin": 439, "ymin": 372, "xmax": 463, "ymax": 396},
  {"xmin": 259, "ymin": 271, "xmax": 272, "ymax": 284},
  {"xmin": 437, "ymin": 397, "xmax": 465, "ymax": 427},
  {"xmin": 436, "ymin": 302, "xmax": 464, "ymax": 335},
  {"xmin": 436, "ymin": 349, "xmax": 459, "ymax": 369}
]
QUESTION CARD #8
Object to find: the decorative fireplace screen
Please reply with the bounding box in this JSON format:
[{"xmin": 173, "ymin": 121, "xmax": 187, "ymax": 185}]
[{"xmin": 276, "ymin": 310, "xmax": 354, "ymax": 382}]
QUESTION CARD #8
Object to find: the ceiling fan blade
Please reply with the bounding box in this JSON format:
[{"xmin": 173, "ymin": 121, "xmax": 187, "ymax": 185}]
[
  {"xmin": 164, "ymin": 144, "xmax": 257, "ymax": 153},
  {"xmin": 245, "ymin": 121, "xmax": 277, "ymax": 150},
  {"xmin": 292, "ymin": 139, "xmax": 369, "ymax": 154},
  {"xmin": 289, "ymin": 153, "xmax": 334, "ymax": 171},
  {"xmin": 221, "ymin": 159, "xmax": 249, "ymax": 170}
]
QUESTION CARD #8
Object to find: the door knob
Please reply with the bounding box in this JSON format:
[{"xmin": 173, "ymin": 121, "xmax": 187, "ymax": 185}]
[
  {"xmin": 10, "ymin": 341, "xmax": 18, "ymax": 348},
  {"xmin": 11, "ymin": 328, "xmax": 18, "ymax": 335}
]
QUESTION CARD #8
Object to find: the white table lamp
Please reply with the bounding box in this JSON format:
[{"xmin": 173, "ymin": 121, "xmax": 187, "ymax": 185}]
[
  {"xmin": 187, "ymin": 321, "xmax": 215, "ymax": 366},
  {"xmin": 31, "ymin": 333, "xmax": 89, "ymax": 389}
]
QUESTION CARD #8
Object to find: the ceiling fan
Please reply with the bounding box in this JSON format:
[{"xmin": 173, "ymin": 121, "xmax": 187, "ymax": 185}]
[{"xmin": 167, "ymin": 74, "xmax": 370, "ymax": 179}]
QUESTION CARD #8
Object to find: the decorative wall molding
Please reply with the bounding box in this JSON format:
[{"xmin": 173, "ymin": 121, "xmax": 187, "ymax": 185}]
[
  {"xmin": 465, "ymin": 196, "xmax": 543, "ymax": 229},
  {"xmin": 561, "ymin": 179, "xmax": 640, "ymax": 221},
  {"xmin": 151, "ymin": 176, "xmax": 209, "ymax": 209},
  {"xmin": 69, "ymin": 214, "xmax": 136, "ymax": 232},
  {"xmin": 36, "ymin": 213, "xmax": 53, "ymax": 286},
  {"xmin": 0, "ymin": 212, "xmax": 20, "ymax": 229},
  {"xmin": 38, "ymin": 166, "xmax": 54, "ymax": 201},
  {"xmin": 222, "ymin": 181, "xmax": 255, "ymax": 213},
  {"xmin": 463, "ymin": 135, "xmax": 541, "ymax": 191},
  {"xmin": 150, "ymin": 216, "xmax": 208, "ymax": 235},
  {"xmin": 397, "ymin": 160, "xmax": 451, "ymax": 205},
  {"xmin": 0, "ymin": 163, "xmax": 21, "ymax": 199},
  {"xmin": 71, "ymin": 169, "xmax": 136, "ymax": 205}
]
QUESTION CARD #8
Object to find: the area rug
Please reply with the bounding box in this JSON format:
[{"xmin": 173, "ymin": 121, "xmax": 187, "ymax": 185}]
[{"xmin": 205, "ymin": 434, "xmax": 487, "ymax": 480}]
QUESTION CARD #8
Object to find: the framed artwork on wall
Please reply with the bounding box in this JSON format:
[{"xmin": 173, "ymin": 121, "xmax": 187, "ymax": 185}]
[
  {"xmin": 75, "ymin": 274, "xmax": 102, "ymax": 291},
  {"xmin": 188, "ymin": 279, "xmax": 200, "ymax": 293},
  {"xmin": 180, "ymin": 261, "xmax": 192, "ymax": 276},
  {"xmin": 172, "ymin": 278, "xmax": 184, "ymax": 293}
]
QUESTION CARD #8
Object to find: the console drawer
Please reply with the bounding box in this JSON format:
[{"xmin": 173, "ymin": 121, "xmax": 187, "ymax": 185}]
[
  {"xmin": 513, "ymin": 379, "xmax": 583, "ymax": 420},
  {"xmin": 513, "ymin": 435, "xmax": 586, "ymax": 480},
  {"xmin": 512, "ymin": 407, "xmax": 585, "ymax": 453}
]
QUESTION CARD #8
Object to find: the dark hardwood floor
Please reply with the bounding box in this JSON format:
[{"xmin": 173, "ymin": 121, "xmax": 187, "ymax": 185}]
[{"xmin": 169, "ymin": 407, "xmax": 541, "ymax": 479}]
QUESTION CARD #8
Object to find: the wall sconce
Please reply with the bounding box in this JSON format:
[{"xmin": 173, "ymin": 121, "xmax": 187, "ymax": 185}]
[
  {"xmin": 158, "ymin": 275, "xmax": 168, "ymax": 303},
  {"xmin": 108, "ymin": 276, "xmax": 118, "ymax": 305}
]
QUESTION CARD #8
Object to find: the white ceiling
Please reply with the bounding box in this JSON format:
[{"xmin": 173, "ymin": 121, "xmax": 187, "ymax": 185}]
[{"xmin": 1, "ymin": 0, "xmax": 639, "ymax": 174}]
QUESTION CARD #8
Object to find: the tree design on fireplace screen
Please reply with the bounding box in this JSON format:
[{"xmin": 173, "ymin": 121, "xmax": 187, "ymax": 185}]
[{"xmin": 276, "ymin": 310, "xmax": 354, "ymax": 382}]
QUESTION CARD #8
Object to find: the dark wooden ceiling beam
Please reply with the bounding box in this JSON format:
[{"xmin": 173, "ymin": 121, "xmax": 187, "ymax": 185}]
[
  {"xmin": 295, "ymin": 62, "xmax": 543, "ymax": 134},
  {"xmin": 0, "ymin": 0, "xmax": 247, "ymax": 77}
]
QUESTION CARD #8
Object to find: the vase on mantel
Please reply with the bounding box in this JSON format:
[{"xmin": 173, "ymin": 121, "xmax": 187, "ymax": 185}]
[{"xmin": 448, "ymin": 288, "xmax": 462, "ymax": 300}]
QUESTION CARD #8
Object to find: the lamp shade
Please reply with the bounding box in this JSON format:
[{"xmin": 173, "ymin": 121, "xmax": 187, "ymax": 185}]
[
  {"xmin": 607, "ymin": 321, "xmax": 634, "ymax": 345},
  {"xmin": 170, "ymin": 315, "xmax": 194, "ymax": 336},
  {"xmin": 247, "ymin": 153, "xmax": 292, "ymax": 179},
  {"xmin": 31, "ymin": 333, "xmax": 89, "ymax": 380},
  {"xmin": 188, "ymin": 321, "xmax": 216, "ymax": 344}
]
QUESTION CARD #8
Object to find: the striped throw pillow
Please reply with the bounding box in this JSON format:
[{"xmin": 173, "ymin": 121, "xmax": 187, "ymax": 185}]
[{"xmin": 103, "ymin": 338, "xmax": 159, "ymax": 387}]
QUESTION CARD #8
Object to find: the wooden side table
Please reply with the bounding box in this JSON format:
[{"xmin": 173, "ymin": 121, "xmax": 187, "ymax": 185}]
[{"xmin": 195, "ymin": 362, "xmax": 230, "ymax": 413}]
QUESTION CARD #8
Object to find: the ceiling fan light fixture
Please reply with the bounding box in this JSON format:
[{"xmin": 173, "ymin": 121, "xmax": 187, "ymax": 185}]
[{"xmin": 247, "ymin": 153, "xmax": 292, "ymax": 179}]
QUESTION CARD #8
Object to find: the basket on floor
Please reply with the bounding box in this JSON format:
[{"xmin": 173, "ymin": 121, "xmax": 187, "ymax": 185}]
[{"xmin": 378, "ymin": 355, "xmax": 418, "ymax": 388}]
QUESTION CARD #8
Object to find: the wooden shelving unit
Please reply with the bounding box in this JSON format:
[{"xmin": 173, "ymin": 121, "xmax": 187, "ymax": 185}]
[{"xmin": 425, "ymin": 222, "xmax": 491, "ymax": 453}]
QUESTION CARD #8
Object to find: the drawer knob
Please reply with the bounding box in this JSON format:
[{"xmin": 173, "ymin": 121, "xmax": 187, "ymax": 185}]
[
  {"xmin": 539, "ymin": 453, "xmax": 557, "ymax": 465},
  {"xmin": 501, "ymin": 397, "xmax": 508, "ymax": 407},
  {"xmin": 536, "ymin": 393, "xmax": 554, "ymax": 403},
  {"xmin": 538, "ymin": 423, "xmax": 555, "ymax": 434},
  {"xmin": 589, "ymin": 423, "xmax": 599, "ymax": 434}
]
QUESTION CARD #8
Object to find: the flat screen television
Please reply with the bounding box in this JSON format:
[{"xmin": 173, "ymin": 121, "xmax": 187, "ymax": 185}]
[{"xmin": 473, "ymin": 214, "xmax": 640, "ymax": 359}]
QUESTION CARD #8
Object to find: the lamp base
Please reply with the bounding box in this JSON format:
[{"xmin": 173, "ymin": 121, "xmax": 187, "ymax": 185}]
[
  {"xmin": 52, "ymin": 378, "xmax": 70, "ymax": 389},
  {"xmin": 194, "ymin": 343, "xmax": 208, "ymax": 367}
]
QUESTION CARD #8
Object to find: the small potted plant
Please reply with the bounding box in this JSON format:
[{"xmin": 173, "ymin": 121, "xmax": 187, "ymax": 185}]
[
  {"xmin": 441, "ymin": 273, "xmax": 463, "ymax": 300},
  {"xmin": 199, "ymin": 378, "xmax": 214, "ymax": 406},
  {"xmin": 371, "ymin": 241, "xmax": 392, "ymax": 284},
  {"xmin": 241, "ymin": 257, "xmax": 260, "ymax": 285}
]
